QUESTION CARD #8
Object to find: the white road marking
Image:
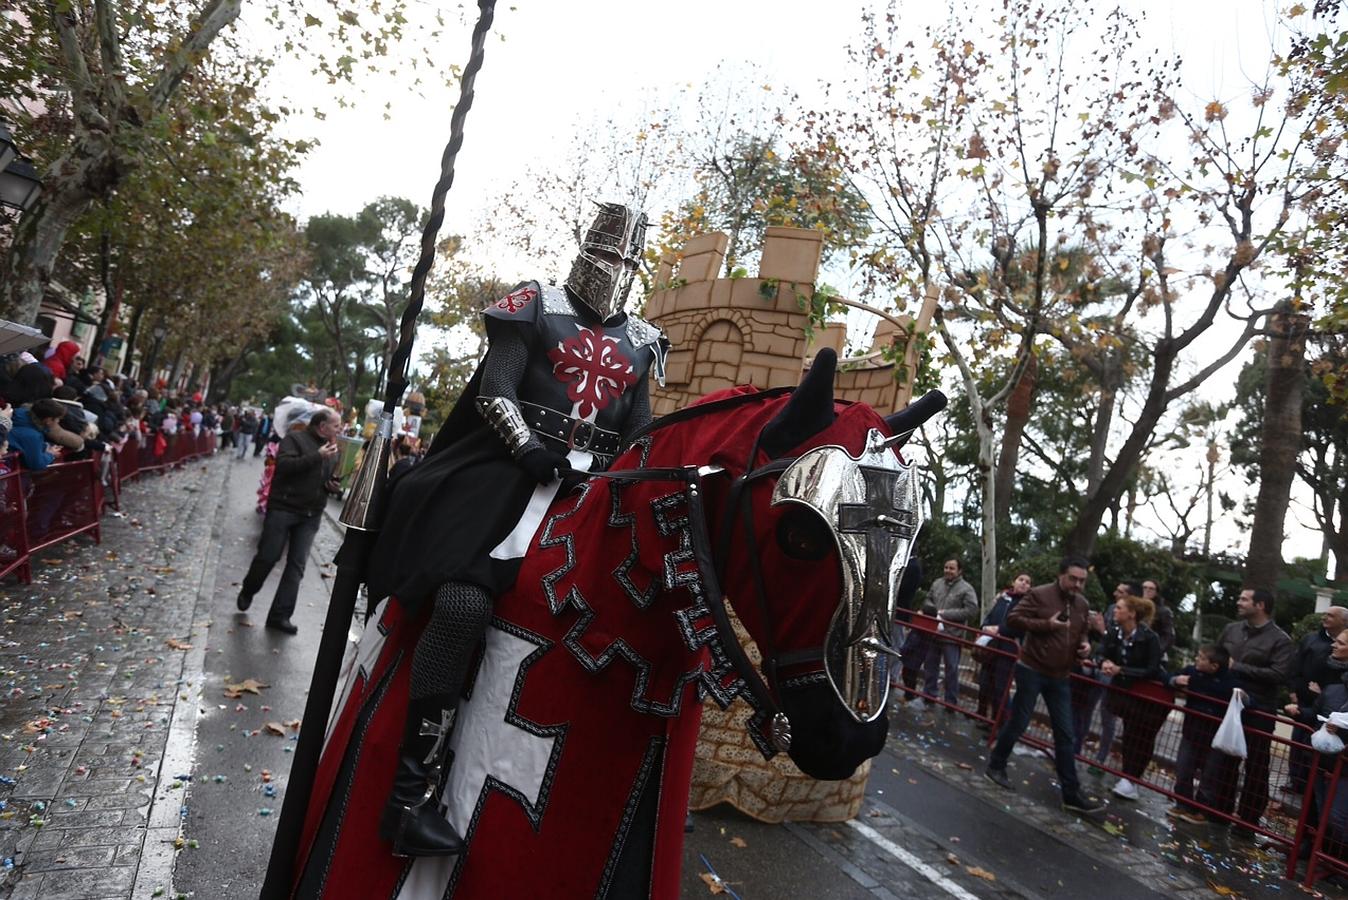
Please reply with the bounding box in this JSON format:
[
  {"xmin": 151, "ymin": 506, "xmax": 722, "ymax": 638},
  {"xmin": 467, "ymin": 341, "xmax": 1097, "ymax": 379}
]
[{"xmin": 845, "ymin": 818, "xmax": 984, "ymax": 900}]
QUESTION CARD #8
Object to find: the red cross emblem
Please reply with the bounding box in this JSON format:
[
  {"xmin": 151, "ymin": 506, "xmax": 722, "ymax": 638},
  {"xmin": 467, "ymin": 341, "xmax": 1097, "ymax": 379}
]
[
  {"xmin": 495, "ymin": 286, "xmax": 538, "ymax": 315},
  {"xmin": 547, "ymin": 327, "xmax": 637, "ymax": 418}
]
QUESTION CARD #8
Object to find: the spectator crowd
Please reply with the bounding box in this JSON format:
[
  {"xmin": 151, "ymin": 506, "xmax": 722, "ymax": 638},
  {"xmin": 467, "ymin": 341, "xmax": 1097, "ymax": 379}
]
[{"xmin": 893, "ymin": 556, "xmax": 1348, "ymax": 888}]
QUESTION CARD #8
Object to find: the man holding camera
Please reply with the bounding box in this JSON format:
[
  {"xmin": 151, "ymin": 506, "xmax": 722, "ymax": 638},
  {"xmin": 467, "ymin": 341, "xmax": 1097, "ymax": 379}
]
[
  {"xmin": 984, "ymin": 557, "xmax": 1105, "ymax": 813},
  {"xmin": 237, "ymin": 407, "xmax": 342, "ymax": 634}
]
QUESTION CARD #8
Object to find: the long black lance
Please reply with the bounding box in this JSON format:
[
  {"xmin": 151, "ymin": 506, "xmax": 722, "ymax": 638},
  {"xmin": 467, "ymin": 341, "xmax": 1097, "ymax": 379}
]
[{"xmin": 258, "ymin": 2, "xmax": 497, "ymax": 896}]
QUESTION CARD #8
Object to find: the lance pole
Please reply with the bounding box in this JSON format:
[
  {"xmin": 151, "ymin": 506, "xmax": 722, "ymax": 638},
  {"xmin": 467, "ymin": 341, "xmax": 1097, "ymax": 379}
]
[{"xmin": 258, "ymin": 3, "xmax": 497, "ymax": 896}]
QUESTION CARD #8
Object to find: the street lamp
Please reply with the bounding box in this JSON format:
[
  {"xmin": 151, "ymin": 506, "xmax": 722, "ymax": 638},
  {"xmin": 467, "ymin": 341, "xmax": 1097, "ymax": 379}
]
[
  {"xmin": 0, "ymin": 158, "xmax": 41, "ymax": 212},
  {"xmin": 0, "ymin": 122, "xmax": 15, "ymax": 172}
]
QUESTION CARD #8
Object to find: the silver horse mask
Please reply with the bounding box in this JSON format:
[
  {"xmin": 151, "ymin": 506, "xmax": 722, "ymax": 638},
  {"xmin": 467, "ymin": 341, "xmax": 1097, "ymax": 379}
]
[{"xmin": 771, "ymin": 428, "xmax": 923, "ymax": 723}]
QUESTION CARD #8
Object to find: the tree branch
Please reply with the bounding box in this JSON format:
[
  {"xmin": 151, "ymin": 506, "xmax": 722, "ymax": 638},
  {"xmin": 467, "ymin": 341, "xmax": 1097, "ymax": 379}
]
[
  {"xmin": 47, "ymin": 1, "xmax": 110, "ymax": 133},
  {"xmin": 1165, "ymin": 311, "xmax": 1262, "ymax": 402},
  {"xmin": 149, "ymin": 0, "xmax": 243, "ymax": 113}
]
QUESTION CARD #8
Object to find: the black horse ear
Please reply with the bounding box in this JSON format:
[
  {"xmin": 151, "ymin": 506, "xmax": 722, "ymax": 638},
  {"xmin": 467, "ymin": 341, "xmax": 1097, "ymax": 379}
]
[
  {"xmin": 883, "ymin": 389, "xmax": 948, "ymax": 448},
  {"xmin": 760, "ymin": 348, "xmax": 837, "ymax": 458}
]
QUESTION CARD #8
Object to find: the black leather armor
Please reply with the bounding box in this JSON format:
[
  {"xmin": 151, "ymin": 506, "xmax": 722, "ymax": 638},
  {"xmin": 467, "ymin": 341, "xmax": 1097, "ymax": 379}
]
[{"xmin": 480, "ymin": 281, "xmax": 668, "ymax": 465}]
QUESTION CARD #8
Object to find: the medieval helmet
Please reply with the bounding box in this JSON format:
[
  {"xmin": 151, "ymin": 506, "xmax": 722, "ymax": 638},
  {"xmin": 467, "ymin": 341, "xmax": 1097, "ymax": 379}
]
[{"xmin": 565, "ymin": 202, "xmax": 648, "ymax": 321}]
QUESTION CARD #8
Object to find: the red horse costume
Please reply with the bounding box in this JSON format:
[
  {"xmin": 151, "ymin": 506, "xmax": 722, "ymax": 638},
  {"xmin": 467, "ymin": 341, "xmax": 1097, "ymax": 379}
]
[{"xmin": 288, "ymin": 345, "xmax": 943, "ymax": 897}]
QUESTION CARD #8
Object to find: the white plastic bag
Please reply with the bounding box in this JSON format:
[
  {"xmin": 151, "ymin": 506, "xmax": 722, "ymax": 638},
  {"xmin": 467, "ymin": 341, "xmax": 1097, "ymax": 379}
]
[
  {"xmin": 1311, "ymin": 726, "xmax": 1345, "ymax": 755},
  {"xmin": 1211, "ymin": 690, "xmax": 1247, "ymax": 759}
]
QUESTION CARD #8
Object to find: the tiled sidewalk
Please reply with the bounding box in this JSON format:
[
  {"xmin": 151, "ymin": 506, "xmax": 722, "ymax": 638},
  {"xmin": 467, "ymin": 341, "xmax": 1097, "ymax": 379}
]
[{"xmin": 0, "ymin": 459, "xmax": 228, "ymax": 899}]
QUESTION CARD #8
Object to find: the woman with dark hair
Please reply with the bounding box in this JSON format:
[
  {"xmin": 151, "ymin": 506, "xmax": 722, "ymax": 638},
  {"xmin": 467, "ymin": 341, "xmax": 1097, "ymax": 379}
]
[{"xmin": 1096, "ymin": 586, "xmax": 1166, "ymax": 800}]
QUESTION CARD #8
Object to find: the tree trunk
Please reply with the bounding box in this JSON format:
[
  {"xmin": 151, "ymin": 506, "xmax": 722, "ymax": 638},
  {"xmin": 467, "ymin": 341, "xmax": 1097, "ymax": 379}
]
[
  {"xmin": 1084, "ymin": 360, "xmax": 1119, "ymax": 498},
  {"xmin": 974, "ymin": 402, "xmax": 996, "ymax": 618},
  {"xmin": 1333, "ymin": 486, "xmax": 1348, "ymax": 583},
  {"xmin": 208, "ymin": 345, "xmax": 251, "ymax": 403},
  {"xmin": 0, "ymin": 137, "xmax": 129, "ymax": 325},
  {"xmin": 1064, "ymin": 350, "xmax": 1176, "ymax": 557},
  {"xmin": 1244, "ymin": 308, "xmax": 1310, "ymax": 591},
  {"xmin": 994, "ymin": 352, "xmax": 1037, "ymax": 523},
  {"xmin": 122, "ymin": 304, "xmax": 145, "ymax": 377}
]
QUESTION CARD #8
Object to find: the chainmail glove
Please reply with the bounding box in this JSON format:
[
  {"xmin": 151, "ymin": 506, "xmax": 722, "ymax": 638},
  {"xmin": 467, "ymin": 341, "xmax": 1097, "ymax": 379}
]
[{"xmin": 518, "ymin": 447, "xmax": 571, "ymax": 485}]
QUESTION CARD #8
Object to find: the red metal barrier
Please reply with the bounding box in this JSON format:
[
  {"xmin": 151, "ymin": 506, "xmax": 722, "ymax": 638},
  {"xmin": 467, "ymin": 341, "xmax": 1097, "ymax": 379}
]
[
  {"xmin": 1299, "ymin": 753, "xmax": 1348, "ymax": 888},
  {"xmin": 23, "ymin": 457, "xmax": 100, "ymax": 556},
  {"xmin": 0, "ymin": 455, "xmax": 30, "ymax": 584},
  {"xmin": 0, "ymin": 429, "xmax": 217, "ymax": 585}
]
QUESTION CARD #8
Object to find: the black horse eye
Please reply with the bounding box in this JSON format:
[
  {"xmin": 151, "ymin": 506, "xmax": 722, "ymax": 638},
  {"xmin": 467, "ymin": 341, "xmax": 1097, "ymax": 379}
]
[{"xmin": 775, "ymin": 507, "xmax": 832, "ymax": 560}]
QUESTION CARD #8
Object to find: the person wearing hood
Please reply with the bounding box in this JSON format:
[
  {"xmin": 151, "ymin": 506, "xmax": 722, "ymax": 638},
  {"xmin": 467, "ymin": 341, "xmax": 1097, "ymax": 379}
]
[{"xmin": 42, "ymin": 341, "xmax": 81, "ymax": 384}]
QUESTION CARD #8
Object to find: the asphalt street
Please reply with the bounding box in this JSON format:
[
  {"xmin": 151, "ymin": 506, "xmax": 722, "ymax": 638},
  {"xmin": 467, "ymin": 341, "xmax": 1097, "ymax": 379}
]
[{"xmin": 174, "ymin": 452, "xmax": 351, "ymax": 899}]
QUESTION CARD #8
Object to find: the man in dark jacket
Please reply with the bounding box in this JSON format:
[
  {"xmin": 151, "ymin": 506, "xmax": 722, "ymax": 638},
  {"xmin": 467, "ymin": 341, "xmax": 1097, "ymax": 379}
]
[
  {"xmin": 1199, "ymin": 587, "xmax": 1296, "ymax": 832},
  {"xmin": 236, "ymin": 408, "xmax": 340, "ymax": 633},
  {"xmin": 1286, "ymin": 606, "xmax": 1348, "ymax": 793},
  {"xmin": 985, "ymin": 556, "xmax": 1104, "ymax": 813}
]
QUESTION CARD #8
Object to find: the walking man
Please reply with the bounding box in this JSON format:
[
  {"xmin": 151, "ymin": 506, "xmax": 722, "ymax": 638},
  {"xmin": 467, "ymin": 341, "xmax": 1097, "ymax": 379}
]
[
  {"xmin": 237, "ymin": 407, "xmax": 341, "ymax": 634},
  {"xmin": 985, "ymin": 556, "xmax": 1104, "ymax": 813},
  {"xmin": 237, "ymin": 409, "xmax": 257, "ymax": 460},
  {"xmin": 924, "ymin": 558, "xmax": 979, "ymax": 708}
]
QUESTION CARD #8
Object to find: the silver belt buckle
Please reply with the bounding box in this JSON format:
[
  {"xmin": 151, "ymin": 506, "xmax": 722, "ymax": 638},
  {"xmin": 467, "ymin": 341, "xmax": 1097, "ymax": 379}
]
[{"xmin": 567, "ymin": 419, "xmax": 595, "ymax": 451}]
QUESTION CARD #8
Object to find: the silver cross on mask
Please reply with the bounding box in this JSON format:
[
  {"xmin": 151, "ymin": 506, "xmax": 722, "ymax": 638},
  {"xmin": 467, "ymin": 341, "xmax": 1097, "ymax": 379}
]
[{"xmin": 771, "ymin": 428, "xmax": 923, "ymax": 723}]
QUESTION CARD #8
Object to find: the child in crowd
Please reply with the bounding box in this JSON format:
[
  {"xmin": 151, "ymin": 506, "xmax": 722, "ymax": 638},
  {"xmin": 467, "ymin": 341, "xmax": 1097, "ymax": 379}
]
[{"xmin": 1166, "ymin": 644, "xmax": 1237, "ymax": 823}]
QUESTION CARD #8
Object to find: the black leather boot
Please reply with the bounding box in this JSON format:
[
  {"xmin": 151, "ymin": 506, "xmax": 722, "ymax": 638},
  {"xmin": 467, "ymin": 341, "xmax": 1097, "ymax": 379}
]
[{"xmin": 379, "ymin": 697, "xmax": 464, "ymax": 857}]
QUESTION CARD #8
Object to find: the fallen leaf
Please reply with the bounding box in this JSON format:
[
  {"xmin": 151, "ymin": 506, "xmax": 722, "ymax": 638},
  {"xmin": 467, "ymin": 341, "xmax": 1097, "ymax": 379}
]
[
  {"xmin": 945, "ymin": 852, "xmax": 960, "ymax": 865},
  {"xmin": 264, "ymin": 722, "xmax": 287, "ymax": 737},
  {"xmin": 1207, "ymin": 882, "xmax": 1239, "ymax": 897},
  {"xmin": 966, "ymin": 866, "xmax": 997, "ymax": 882},
  {"xmin": 165, "ymin": 639, "xmax": 193, "ymax": 651},
  {"xmin": 285, "ymin": 719, "xmax": 301, "ymax": 731},
  {"xmin": 729, "ymin": 836, "xmax": 746, "ymax": 848},
  {"xmin": 223, "ymin": 678, "xmax": 269, "ymax": 698},
  {"xmin": 698, "ymin": 872, "xmax": 726, "ymax": 895}
]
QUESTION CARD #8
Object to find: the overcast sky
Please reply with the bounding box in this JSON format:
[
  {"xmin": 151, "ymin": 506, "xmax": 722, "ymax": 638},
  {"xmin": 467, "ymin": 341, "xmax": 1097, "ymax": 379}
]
[{"xmin": 244, "ymin": 0, "xmax": 1325, "ymax": 574}]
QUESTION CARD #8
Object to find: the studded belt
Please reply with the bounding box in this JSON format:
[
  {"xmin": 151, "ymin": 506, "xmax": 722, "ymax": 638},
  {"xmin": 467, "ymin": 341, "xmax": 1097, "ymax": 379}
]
[{"xmin": 520, "ymin": 401, "xmax": 621, "ymax": 456}]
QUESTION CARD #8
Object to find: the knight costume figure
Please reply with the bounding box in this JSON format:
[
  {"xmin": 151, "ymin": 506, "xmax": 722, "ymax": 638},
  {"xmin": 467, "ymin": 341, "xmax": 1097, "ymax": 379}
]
[{"xmin": 365, "ymin": 203, "xmax": 669, "ymax": 858}]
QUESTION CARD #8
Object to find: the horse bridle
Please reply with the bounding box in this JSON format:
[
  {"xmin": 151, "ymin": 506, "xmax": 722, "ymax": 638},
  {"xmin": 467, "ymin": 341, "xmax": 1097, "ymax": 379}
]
[{"xmin": 585, "ymin": 446, "xmax": 804, "ymax": 754}]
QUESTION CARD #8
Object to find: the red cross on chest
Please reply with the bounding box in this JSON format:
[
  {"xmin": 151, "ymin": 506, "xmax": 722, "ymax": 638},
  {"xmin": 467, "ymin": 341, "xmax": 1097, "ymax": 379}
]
[{"xmin": 547, "ymin": 326, "xmax": 637, "ymax": 418}]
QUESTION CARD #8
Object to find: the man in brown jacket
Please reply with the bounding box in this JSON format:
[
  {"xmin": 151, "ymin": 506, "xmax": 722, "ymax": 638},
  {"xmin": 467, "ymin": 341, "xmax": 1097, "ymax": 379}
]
[{"xmin": 985, "ymin": 556, "xmax": 1104, "ymax": 813}]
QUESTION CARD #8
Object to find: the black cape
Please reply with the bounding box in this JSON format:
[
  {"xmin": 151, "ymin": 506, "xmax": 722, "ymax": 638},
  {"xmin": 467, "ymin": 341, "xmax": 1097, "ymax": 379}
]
[{"xmin": 361, "ymin": 360, "xmax": 539, "ymax": 612}]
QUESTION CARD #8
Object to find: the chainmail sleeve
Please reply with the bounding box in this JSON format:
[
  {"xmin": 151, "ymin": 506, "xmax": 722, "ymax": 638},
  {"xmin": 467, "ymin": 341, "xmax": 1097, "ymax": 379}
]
[
  {"xmin": 476, "ymin": 326, "xmax": 543, "ymax": 458},
  {"xmin": 618, "ymin": 371, "xmax": 652, "ymax": 444}
]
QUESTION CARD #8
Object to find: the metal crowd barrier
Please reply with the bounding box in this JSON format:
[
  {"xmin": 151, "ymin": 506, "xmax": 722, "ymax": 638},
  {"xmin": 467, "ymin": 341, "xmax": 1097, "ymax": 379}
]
[
  {"xmin": 1, "ymin": 430, "xmax": 217, "ymax": 585},
  {"xmin": 891, "ymin": 610, "xmax": 1347, "ymax": 891}
]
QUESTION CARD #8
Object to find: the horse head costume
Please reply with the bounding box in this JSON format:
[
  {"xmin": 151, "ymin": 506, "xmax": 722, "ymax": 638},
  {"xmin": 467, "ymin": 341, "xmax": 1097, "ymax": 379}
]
[{"xmin": 290, "ymin": 349, "xmax": 945, "ymax": 899}]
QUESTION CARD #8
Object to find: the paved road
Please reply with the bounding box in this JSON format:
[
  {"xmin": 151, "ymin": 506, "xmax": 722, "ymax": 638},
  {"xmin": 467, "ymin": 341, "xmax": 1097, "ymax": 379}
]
[{"xmin": 173, "ymin": 453, "xmax": 349, "ymax": 899}]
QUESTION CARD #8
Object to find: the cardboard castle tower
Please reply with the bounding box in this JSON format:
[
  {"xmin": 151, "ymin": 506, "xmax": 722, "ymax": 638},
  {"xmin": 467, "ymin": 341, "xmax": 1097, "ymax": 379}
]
[{"xmin": 644, "ymin": 226, "xmax": 926, "ymax": 417}]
